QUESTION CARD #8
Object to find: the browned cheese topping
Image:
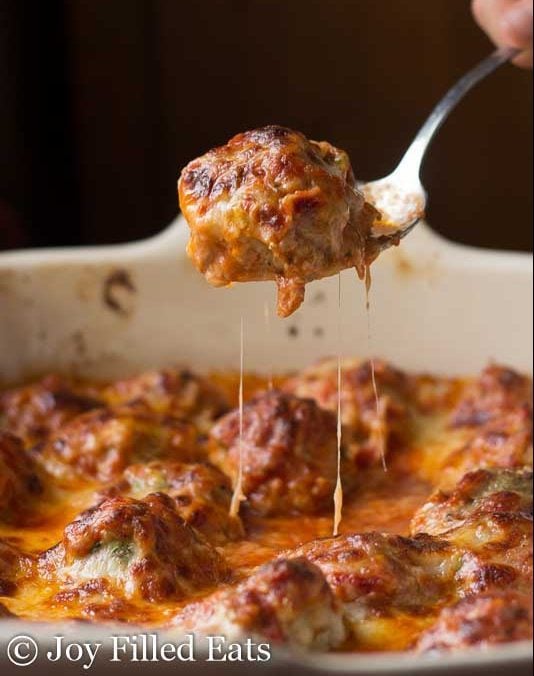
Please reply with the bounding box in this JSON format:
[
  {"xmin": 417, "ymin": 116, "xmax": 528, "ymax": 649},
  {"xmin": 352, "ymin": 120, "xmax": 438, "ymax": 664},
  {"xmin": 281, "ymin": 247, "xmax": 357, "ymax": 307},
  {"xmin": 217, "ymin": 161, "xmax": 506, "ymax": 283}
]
[
  {"xmin": 178, "ymin": 126, "xmax": 380, "ymax": 316},
  {"xmin": 0, "ymin": 360, "xmax": 531, "ymax": 653}
]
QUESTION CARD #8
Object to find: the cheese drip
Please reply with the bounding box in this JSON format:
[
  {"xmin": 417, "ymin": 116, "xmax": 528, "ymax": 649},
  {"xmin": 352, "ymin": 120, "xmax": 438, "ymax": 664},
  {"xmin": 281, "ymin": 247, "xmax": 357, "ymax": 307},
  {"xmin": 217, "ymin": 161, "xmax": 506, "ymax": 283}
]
[
  {"xmin": 333, "ymin": 273, "xmax": 343, "ymax": 536},
  {"xmin": 230, "ymin": 316, "xmax": 246, "ymax": 516}
]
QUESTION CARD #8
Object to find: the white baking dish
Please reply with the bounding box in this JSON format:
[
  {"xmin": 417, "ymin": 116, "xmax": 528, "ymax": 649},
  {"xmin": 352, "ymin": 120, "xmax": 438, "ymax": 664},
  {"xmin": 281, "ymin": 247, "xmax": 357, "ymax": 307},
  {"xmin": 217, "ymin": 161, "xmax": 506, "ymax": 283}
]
[{"xmin": 0, "ymin": 218, "xmax": 532, "ymax": 674}]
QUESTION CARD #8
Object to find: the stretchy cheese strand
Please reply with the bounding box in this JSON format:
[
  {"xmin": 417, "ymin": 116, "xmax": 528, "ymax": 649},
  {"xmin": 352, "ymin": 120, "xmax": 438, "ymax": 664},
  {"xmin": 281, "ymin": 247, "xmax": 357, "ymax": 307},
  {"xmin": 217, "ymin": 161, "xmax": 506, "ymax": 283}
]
[{"xmin": 230, "ymin": 316, "xmax": 246, "ymax": 516}]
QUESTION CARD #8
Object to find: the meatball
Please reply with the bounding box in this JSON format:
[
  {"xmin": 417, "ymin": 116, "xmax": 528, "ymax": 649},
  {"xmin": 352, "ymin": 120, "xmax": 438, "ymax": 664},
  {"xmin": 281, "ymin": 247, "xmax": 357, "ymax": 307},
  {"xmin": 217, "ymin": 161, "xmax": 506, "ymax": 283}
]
[
  {"xmin": 287, "ymin": 532, "xmax": 461, "ymax": 649},
  {"xmin": 103, "ymin": 368, "xmax": 229, "ymax": 432},
  {"xmin": 35, "ymin": 406, "xmax": 200, "ymax": 484},
  {"xmin": 172, "ymin": 558, "xmax": 346, "ymax": 650},
  {"xmin": 450, "ymin": 365, "xmax": 532, "ymax": 428},
  {"xmin": 442, "ymin": 511, "xmax": 532, "ymax": 597},
  {"xmin": 411, "ymin": 468, "xmax": 533, "ymax": 537},
  {"xmin": 411, "ymin": 467, "xmax": 532, "ymax": 597},
  {"xmin": 209, "ymin": 389, "xmax": 349, "ymax": 515},
  {"xmin": 416, "ymin": 592, "xmax": 533, "ymax": 653},
  {"xmin": 178, "ymin": 125, "xmax": 379, "ymax": 317},
  {"xmin": 289, "ymin": 532, "xmax": 459, "ymax": 610},
  {"xmin": 0, "ymin": 432, "xmax": 44, "ymax": 522},
  {"xmin": 288, "ymin": 524, "xmax": 531, "ymax": 648},
  {"xmin": 439, "ymin": 366, "xmax": 532, "ymax": 486},
  {"xmin": 0, "ymin": 374, "xmax": 102, "ymax": 445},
  {"xmin": 284, "ymin": 358, "xmax": 413, "ymax": 466},
  {"xmin": 444, "ymin": 407, "xmax": 532, "ymax": 481},
  {"xmin": 40, "ymin": 493, "xmax": 227, "ymax": 602},
  {"xmin": 100, "ymin": 460, "xmax": 244, "ymax": 544},
  {"xmin": 0, "ymin": 538, "xmax": 34, "ymax": 596}
]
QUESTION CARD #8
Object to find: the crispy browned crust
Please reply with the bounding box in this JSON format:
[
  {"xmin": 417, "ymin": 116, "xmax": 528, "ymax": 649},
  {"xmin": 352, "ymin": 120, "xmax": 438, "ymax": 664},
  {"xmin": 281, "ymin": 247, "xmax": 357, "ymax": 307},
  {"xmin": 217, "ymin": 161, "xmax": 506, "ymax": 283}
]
[
  {"xmin": 450, "ymin": 365, "xmax": 532, "ymax": 428},
  {"xmin": 41, "ymin": 493, "xmax": 228, "ymax": 602},
  {"xmin": 1, "ymin": 361, "xmax": 531, "ymax": 651},
  {"xmin": 447, "ymin": 407, "xmax": 532, "ymax": 478},
  {"xmin": 50, "ymin": 577, "xmax": 141, "ymax": 623},
  {"xmin": 103, "ymin": 368, "xmax": 229, "ymax": 432},
  {"xmin": 411, "ymin": 468, "xmax": 533, "ymax": 599},
  {"xmin": 288, "ymin": 531, "xmax": 458, "ymax": 610},
  {"xmin": 209, "ymin": 389, "xmax": 350, "ymax": 515},
  {"xmin": 411, "ymin": 468, "xmax": 533, "ymax": 536},
  {"xmin": 178, "ymin": 125, "xmax": 379, "ymax": 317},
  {"xmin": 416, "ymin": 592, "xmax": 533, "ymax": 652},
  {"xmin": 99, "ymin": 460, "xmax": 244, "ymax": 544},
  {"xmin": 446, "ymin": 514, "xmax": 532, "ymax": 597},
  {"xmin": 287, "ymin": 465, "xmax": 532, "ymax": 644},
  {"xmin": 284, "ymin": 358, "xmax": 414, "ymax": 466},
  {"xmin": 0, "ymin": 374, "xmax": 103, "ymax": 446},
  {"xmin": 0, "ymin": 432, "xmax": 44, "ymax": 522},
  {"xmin": 172, "ymin": 557, "xmax": 346, "ymax": 649},
  {"xmin": 442, "ymin": 366, "xmax": 533, "ymax": 481},
  {"xmin": 34, "ymin": 406, "xmax": 201, "ymax": 484}
]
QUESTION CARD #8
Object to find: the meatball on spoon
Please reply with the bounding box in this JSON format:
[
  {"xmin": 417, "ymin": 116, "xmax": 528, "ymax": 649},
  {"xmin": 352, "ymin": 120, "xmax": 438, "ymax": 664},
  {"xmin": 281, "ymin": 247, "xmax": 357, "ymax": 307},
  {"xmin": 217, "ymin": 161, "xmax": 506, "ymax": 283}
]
[{"xmin": 179, "ymin": 47, "xmax": 517, "ymax": 318}]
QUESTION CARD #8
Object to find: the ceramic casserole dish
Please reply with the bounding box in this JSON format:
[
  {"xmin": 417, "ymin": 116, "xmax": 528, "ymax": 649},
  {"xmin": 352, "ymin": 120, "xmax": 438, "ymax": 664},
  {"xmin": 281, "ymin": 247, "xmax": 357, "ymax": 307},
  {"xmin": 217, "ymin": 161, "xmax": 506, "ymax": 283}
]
[{"xmin": 0, "ymin": 217, "xmax": 532, "ymax": 675}]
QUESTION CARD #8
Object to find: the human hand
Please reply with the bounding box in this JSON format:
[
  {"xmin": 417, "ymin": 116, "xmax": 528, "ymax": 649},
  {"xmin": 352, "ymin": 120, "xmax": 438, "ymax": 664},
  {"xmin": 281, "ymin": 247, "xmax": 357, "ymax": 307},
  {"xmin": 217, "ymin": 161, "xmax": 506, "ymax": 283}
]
[{"xmin": 472, "ymin": 0, "xmax": 533, "ymax": 68}]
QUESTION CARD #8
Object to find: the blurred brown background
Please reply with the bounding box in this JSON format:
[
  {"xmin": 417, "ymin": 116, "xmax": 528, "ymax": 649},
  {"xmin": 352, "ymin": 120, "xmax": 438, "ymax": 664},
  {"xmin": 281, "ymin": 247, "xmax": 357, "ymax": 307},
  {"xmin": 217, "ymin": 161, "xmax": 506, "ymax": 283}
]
[{"xmin": 0, "ymin": 0, "xmax": 532, "ymax": 251}]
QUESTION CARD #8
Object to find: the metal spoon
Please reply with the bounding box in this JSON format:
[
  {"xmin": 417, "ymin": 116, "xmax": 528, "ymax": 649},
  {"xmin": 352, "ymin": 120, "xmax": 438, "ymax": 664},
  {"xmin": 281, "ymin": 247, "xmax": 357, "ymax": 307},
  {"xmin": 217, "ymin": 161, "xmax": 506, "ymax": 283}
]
[{"xmin": 360, "ymin": 46, "xmax": 520, "ymax": 249}]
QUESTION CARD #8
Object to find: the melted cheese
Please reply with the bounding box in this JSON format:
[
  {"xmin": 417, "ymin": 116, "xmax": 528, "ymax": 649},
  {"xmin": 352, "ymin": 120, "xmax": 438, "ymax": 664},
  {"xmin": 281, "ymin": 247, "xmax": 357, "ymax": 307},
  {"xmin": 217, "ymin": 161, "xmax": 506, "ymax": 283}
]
[
  {"xmin": 229, "ymin": 316, "xmax": 246, "ymax": 517},
  {"xmin": 1, "ymin": 366, "xmax": 530, "ymax": 653},
  {"xmin": 333, "ymin": 273, "xmax": 343, "ymax": 536}
]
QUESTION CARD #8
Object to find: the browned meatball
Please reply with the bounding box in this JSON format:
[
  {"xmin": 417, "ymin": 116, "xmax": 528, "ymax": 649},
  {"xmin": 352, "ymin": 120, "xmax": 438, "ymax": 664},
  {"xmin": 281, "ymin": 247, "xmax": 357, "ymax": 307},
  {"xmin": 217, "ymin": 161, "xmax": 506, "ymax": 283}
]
[
  {"xmin": 209, "ymin": 389, "xmax": 349, "ymax": 515},
  {"xmin": 289, "ymin": 532, "xmax": 459, "ymax": 610},
  {"xmin": 446, "ymin": 408, "xmax": 532, "ymax": 480},
  {"xmin": 100, "ymin": 460, "xmax": 244, "ymax": 544},
  {"xmin": 171, "ymin": 558, "xmax": 346, "ymax": 650},
  {"xmin": 178, "ymin": 125, "xmax": 379, "ymax": 317},
  {"xmin": 0, "ymin": 374, "xmax": 102, "ymax": 445},
  {"xmin": 40, "ymin": 493, "xmax": 227, "ymax": 602},
  {"xmin": 35, "ymin": 406, "xmax": 200, "ymax": 484},
  {"xmin": 411, "ymin": 468, "xmax": 532, "ymax": 537},
  {"xmin": 416, "ymin": 592, "xmax": 533, "ymax": 653},
  {"xmin": 411, "ymin": 467, "xmax": 532, "ymax": 597},
  {"xmin": 288, "ymin": 508, "xmax": 532, "ymax": 647},
  {"xmin": 287, "ymin": 532, "xmax": 461, "ymax": 649},
  {"xmin": 437, "ymin": 366, "xmax": 533, "ymax": 485},
  {"xmin": 0, "ymin": 432, "xmax": 44, "ymax": 522},
  {"xmin": 103, "ymin": 368, "xmax": 229, "ymax": 432},
  {"xmin": 441, "ymin": 512, "xmax": 532, "ymax": 597},
  {"xmin": 450, "ymin": 365, "xmax": 532, "ymax": 428},
  {"xmin": 284, "ymin": 358, "xmax": 413, "ymax": 466}
]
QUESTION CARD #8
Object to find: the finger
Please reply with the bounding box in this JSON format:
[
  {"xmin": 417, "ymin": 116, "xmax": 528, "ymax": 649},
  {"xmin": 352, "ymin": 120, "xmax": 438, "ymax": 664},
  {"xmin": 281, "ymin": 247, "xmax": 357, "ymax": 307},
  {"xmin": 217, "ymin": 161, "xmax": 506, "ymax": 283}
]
[
  {"xmin": 512, "ymin": 47, "xmax": 532, "ymax": 67},
  {"xmin": 472, "ymin": 0, "xmax": 533, "ymax": 66},
  {"xmin": 503, "ymin": 0, "xmax": 533, "ymax": 65}
]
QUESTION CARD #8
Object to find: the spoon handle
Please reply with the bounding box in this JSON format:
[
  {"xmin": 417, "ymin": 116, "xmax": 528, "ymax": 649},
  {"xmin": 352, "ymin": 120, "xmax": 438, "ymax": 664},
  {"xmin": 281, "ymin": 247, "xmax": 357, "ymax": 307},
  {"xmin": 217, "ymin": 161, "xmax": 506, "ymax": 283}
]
[{"xmin": 395, "ymin": 46, "xmax": 520, "ymax": 180}]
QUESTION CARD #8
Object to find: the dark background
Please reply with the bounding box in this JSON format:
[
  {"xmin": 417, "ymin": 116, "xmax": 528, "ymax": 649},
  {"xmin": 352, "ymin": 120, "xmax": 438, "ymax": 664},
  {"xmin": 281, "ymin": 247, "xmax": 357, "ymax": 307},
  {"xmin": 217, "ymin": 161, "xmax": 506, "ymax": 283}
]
[{"xmin": 0, "ymin": 0, "xmax": 532, "ymax": 252}]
